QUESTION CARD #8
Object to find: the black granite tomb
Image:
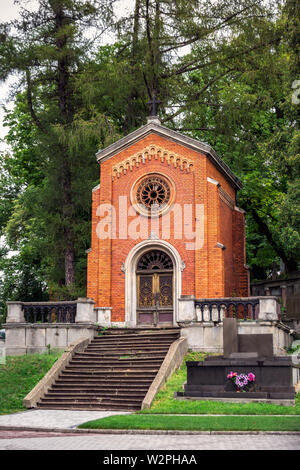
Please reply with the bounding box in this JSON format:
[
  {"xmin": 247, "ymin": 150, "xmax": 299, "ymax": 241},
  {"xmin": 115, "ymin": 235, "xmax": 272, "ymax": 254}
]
[{"xmin": 176, "ymin": 318, "xmax": 295, "ymax": 401}]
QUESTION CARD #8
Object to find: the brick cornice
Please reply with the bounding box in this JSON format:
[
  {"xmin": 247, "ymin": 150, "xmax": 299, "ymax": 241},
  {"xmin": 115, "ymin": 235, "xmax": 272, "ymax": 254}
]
[
  {"xmin": 111, "ymin": 144, "xmax": 194, "ymax": 181},
  {"xmin": 96, "ymin": 121, "xmax": 242, "ymax": 190}
]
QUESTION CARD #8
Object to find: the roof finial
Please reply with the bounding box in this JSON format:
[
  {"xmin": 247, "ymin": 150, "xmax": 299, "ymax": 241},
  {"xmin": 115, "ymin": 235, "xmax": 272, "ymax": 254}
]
[
  {"xmin": 147, "ymin": 93, "xmax": 161, "ymax": 125},
  {"xmin": 147, "ymin": 93, "xmax": 161, "ymax": 117}
]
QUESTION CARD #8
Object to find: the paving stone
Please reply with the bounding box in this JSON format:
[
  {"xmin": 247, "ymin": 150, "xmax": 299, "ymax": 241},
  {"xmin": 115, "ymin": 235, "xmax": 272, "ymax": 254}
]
[
  {"xmin": 0, "ymin": 433, "xmax": 299, "ymax": 450},
  {"xmin": 0, "ymin": 409, "xmax": 130, "ymax": 430}
]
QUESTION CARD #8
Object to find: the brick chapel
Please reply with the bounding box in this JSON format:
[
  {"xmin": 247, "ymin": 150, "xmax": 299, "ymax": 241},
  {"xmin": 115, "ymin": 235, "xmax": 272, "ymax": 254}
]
[{"xmin": 87, "ymin": 113, "xmax": 249, "ymax": 328}]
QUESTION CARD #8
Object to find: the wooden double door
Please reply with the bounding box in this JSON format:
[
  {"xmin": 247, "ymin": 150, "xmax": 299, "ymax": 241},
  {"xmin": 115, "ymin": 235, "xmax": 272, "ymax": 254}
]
[{"xmin": 136, "ymin": 250, "xmax": 174, "ymax": 326}]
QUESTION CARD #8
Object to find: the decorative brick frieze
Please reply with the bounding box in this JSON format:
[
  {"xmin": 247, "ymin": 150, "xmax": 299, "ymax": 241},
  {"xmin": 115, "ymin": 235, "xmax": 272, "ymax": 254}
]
[{"xmin": 111, "ymin": 144, "xmax": 194, "ymax": 181}]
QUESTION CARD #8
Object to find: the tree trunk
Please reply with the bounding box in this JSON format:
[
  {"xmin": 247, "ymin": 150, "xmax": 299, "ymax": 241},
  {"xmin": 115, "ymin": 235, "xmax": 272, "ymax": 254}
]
[
  {"xmin": 123, "ymin": 0, "xmax": 142, "ymax": 133},
  {"xmin": 55, "ymin": 4, "xmax": 76, "ymax": 286}
]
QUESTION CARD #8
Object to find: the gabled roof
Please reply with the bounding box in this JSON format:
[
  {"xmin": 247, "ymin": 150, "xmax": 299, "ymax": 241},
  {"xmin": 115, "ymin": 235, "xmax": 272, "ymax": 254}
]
[{"xmin": 95, "ymin": 117, "xmax": 242, "ymax": 190}]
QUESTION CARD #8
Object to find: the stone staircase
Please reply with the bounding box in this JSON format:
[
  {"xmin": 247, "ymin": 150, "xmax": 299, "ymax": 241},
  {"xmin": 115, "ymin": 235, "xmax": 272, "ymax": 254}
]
[{"xmin": 37, "ymin": 328, "xmax": 180, "ymax": 411}]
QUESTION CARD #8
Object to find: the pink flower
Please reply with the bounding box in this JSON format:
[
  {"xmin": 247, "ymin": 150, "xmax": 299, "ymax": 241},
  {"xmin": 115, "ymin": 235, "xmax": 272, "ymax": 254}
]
[
  {"xmin": 248, "ymin": 373, "xmax": 255, "ymax": 382},
  {"xmin": 227, "ymin": 371, "xmax": 238, "ymax": 379}
]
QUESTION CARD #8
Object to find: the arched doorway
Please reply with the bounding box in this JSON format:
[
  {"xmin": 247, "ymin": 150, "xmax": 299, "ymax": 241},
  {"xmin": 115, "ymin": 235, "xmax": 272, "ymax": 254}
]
[{"xmin": 136, "ymin": 249, "xmax": 174, "ymax": 326}]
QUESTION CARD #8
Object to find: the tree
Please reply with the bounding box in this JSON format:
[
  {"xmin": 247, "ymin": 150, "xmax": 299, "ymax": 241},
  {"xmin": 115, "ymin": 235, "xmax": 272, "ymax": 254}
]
[
  {"xmin": 0, "ymin": 0, "xmax": 117, "ymax": 290},
  {"xmin": 175, "ymin": 0, "xmax": 300, "ymax": 277},
  {"xmin": 1, "ymin": 0, "xmax": 297, "ymax": 298},
  {"xmin": 109, "ymin": 0, "xmax": 282, "ymax": 131}
]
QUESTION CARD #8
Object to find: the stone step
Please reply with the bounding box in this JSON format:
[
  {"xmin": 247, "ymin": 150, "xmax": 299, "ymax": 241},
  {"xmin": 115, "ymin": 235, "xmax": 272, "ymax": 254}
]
[
  {"xmin": 88, "ymin": 341, "xmax": 172, "ymax": 346},
  {"xmin": 63, "ymin": 364, "xmax": 159, "ymax": 371},
  {"xmin": 69, "ymin": 358, "xmax": 163, "ymax": 366},
  {"xmin": 36, "ymin": 328, "xmax": 179, "ymax": 411},
  {"xmin": 74, "ymin": 352, "xmax": 166, "ymax": 359},
  {"xmin": 51, "ymin": 384, "xmax": 150, "ymax": 391},
  {"xmin": 85, "ymin": 345, "xmax": 173, "ymax": 352},
  {"xmin": 45, "ymin": 390, "xmax": 146, "ymax": 398},
  {"xmin": 52, "ymin": 377, "xmax": 153, "ymax": 390},
  {"xmin": 95, "ymin": 330, "xmax": 178, "ymax": 336},
  {"xmin": 98, "ymin": 329, "xmax": 179, "ymax": 338},
  {"xmin": 59, "ymin": 374, "xmax": 157, "ymax": 382},
  {"xmin": 55, "ymin": 374, "xmax": 154, "ymax": 380},
  {"xmin": 59, "ymin": 372, "xmax": 158, "ymax": 379},
  {"xmin": 39, "ymin": 396, "xmax": 143, "ymax": 404},
  {"xmin": 65, "ymin": 364, "xmax": 161, "ymax": 371},
  {"xmin": 85, "ymin": 344, "xmax": 170, "ymax": 354},
  {"xmin": 73, "ymin": 349, "xmax": 167, "ymax": 361},
  {"xmin": 48, "ymin": 386, "xmax": 147, "ymax": 393},
  {"xmin": 73, "ymin": 352, "xmax": 165, "ymax": 359},
  {"xmin": 37, "ymin": 404, "xmax": 141, "ymax": 411},
  {"xmin": 90, "ymin": 338, "xmax": 176, "ymax": 345}
]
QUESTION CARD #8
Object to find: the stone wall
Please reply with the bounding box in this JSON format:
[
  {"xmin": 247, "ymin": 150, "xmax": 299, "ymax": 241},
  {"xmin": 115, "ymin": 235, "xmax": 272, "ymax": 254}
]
[
  {"xmin": 4, "ymin": 323, "xmax": 97, "ymax": 356},
  {"xmin": 4, "ymin": 299, "xmax": 97, "ymax": 356},
  {"xmin": 180, "ymin": 321, "xmax": 294, "ymax": 356}
]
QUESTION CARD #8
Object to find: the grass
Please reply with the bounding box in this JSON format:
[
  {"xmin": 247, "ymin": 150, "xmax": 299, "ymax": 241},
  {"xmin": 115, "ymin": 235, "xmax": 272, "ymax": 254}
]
[
  {"xmin": 0, "ymin": 351, "xmax": 62, "ymax": 415},
  {"xmin": 1, "ymin": 349, "xmax": 299, "ymax": 432},
  {"xmin": 137, "ymin": 351, "xmax": 300, "ymax": 416},
  {"xmin": 78, "ymin": 414, "xmax": 300, "ymax": 432},
  {"xmin": 78, "ymin": 350, "xmax": 300, "ymax": 431}
]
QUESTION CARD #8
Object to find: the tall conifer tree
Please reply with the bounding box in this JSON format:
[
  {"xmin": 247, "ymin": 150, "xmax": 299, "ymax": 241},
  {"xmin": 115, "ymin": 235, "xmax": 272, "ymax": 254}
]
[{"xmin": 0, "ymin": 0, "xmax": 116, "ymax": 289}]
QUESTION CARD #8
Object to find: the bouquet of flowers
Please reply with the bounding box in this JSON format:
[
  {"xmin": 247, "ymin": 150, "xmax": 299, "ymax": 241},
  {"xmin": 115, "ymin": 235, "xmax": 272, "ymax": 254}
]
[{"xmin": 227, "ymin": 371, "xmax": 256, "ymax": 392}]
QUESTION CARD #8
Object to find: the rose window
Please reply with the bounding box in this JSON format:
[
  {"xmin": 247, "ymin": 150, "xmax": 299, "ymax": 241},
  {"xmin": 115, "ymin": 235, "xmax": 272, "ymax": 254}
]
[{"xmin": 136, "ymin": 176, "xmax": 171, "ymax": 210}]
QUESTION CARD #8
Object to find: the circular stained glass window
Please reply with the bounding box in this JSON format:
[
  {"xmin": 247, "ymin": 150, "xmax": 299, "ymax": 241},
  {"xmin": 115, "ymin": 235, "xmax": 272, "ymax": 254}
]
[{"xmin": 136, "ymin": 175, "xmax": 171, "ymax": 210}]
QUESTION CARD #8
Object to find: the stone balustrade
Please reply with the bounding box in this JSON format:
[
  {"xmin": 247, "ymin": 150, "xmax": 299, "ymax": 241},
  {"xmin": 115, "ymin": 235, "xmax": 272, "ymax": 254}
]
[
  {"xmin": 177, "ymin": 296, "xmax": 281, "ymax": 324},
  {"xmin": 3, "ymin": 295, "xmax": 292, "ymax": 356},
  {"xmin": 4, "ymin": 298, "xmax": 98, "ymax": 355},
  {"xmin": 6, "ymin": 298, "xmax": 96, "ymax": 324}
]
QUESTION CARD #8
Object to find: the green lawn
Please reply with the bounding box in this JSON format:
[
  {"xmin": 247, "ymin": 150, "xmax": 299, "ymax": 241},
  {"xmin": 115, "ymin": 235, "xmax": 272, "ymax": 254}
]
[
  {"xmin": 78, "ymin": 351, "xmax": 300, "ymax": 432},
  {"xmin": 0, "ymin": 352, "xmax": 62, "ymax": 414},
  {"xmin": 138, "ymin": 352, "xmax": 300, "ymax": 416},
  {"xmin": 78, "ymin": 414, "xmax": 300, "ymax": 432},
  {"xmin": 1, "ymin": 349, "xmax": 299, "ymax": 434}
]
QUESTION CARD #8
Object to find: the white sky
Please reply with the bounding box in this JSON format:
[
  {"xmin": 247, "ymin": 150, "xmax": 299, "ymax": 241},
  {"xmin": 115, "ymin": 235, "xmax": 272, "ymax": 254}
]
[{"xmin": 0, "ymin": 0, "xmax": 134, "ymax": 152}]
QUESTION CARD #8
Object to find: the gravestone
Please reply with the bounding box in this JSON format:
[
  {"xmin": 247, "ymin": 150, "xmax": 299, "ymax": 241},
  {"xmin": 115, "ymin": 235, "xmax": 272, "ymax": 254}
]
[
  {"xmin": 223, "ymin": 318, "xmax": 273, "ymax": 358},
  {"xmin": 223, "ymin": 318, "xmax": 238, "ymax": 357},
  {"xmin": 175, "ymin": 318, "xmax": 295, "ymax": 403}
]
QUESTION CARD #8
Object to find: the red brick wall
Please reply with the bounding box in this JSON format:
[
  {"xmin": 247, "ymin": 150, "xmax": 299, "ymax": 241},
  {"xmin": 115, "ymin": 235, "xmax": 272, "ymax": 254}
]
[
  {"xmin": 87, "ymin": 133, "xmax": 249, "ymax": 321},
  {"xmin": 87, "ymin": 186, "xmax": 100, "ymax": 304},
  {"xmin": 232, "ymin": 208, "xmax": 250, "ymax": 297},
  {"xmin": 219, "ymin": 198, "xmax": 233, "ymax": 296}
]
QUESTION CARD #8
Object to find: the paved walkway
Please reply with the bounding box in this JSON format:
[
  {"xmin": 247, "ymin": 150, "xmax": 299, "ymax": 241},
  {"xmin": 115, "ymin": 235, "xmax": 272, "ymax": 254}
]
[
  {"xmin": 0, "ymin": 409, "xmax": 130, "ymax": 430},
  {"xmin": 0, "ymin": 410, "xmax": 299, "ymax": 450},
  {"xmin": 0, "ymin": 432, "xmax": 299, "ymax": 450}
]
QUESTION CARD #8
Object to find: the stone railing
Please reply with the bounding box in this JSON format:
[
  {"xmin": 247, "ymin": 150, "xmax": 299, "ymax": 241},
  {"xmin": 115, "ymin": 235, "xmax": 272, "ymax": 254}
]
[
  {"xmin": 194, "ymin": 297, "xmax": 260, "ymax": 322},
  {"xmin": 177, "ymin": 296, "xmax": 281, "ymax": 324},
  {"xmin": 178, "ymin": 296, "xmax": 294, "ymax": 355},
  {"xmin": 4, "ymin": 298, "xmax": 97, "ymax": 355},
  {"xmin": 6, "ymin": 297, "xmax": 95, "ymax": 324},
  {"xmin": 23, "ymin": 302, "xmax": 77, "ymax": 324}
]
